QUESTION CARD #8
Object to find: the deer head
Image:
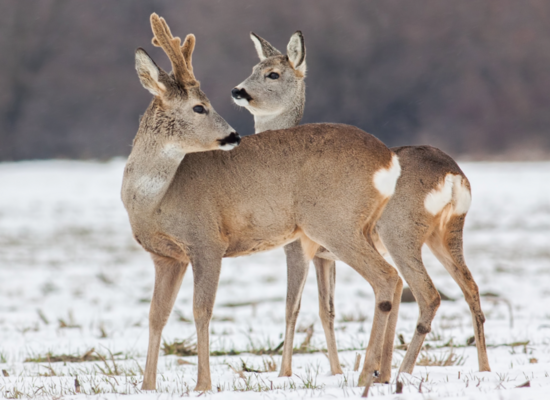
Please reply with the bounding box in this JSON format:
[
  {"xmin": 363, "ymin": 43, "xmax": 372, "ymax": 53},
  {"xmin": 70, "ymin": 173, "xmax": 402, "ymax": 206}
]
[
  {"xmin": 135, "ymin": 14, "xmax": 240, "ymax": 153},
  {"xmin": 232, "ymin": 31, "xmax": 306, "ymax": 124}
]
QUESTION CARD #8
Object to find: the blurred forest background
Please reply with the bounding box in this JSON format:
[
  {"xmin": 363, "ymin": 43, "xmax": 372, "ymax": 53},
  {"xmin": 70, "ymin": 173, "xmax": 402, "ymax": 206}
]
[{"xmin": 1, "ymin": 0, "xmax": 549, "ymax": 161}]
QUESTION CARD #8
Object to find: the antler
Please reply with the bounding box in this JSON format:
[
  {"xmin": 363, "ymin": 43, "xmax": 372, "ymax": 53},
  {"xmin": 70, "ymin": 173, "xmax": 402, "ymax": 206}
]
[
  {"xmin": 181, "ymin": 34, "xmax": 196, "ymax": 76},
  {"xmin": 150, "ymin": 13, "xmax": 196, "ymax": 85}
]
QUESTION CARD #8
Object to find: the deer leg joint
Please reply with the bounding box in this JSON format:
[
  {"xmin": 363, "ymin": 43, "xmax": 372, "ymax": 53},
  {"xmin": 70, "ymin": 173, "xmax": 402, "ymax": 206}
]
[
  {"xmin": 416, "ymin": 323, "xmax": 431, "ymax": 335},
  {"xmin": 378, "ymin": 301, "xmax": 392, "ymax": 312}
]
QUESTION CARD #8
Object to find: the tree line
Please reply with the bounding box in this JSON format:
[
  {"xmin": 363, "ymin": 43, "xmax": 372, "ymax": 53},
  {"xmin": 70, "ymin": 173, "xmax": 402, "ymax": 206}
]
[{"xmin": 1, "ymin": 0, "xmax": 549, "ymax": 161}]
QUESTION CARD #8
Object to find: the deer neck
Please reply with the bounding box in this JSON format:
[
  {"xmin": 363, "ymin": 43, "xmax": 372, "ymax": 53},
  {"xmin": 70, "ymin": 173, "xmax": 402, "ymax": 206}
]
[
  {"xmin": 121, "ymin": 109, "xmax": 185, "ymax": 217},
  {"xmin": 254, "ymin": 84, "xmax": 305, "ymax": 133}
]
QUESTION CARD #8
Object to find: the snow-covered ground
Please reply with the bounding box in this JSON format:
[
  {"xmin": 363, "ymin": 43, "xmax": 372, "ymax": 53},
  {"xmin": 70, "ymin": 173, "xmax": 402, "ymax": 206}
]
[{"xmin": 0, "ymin": 159, "xmax": 549, "ymax": 399}]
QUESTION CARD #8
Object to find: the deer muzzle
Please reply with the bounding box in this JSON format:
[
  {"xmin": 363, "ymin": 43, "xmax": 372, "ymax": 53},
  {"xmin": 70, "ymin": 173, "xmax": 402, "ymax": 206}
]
[{"xmin": 218, "ymin": 132, "xmax": 241, "ymax": 150}]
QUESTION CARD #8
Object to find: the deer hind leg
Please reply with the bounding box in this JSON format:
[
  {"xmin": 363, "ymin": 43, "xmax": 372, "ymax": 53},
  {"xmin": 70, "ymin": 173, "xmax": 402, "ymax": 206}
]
[
  {"xmin": 191, "ymin": 250, "xmax": 224, "ymax": 391},
  {"xmin": 279, "ymin": 240, "xmax": 310, "ymax": 377},
  {"xmin": 313, "ymin": 256, "xmax": 343, "ymax": 375},
  {"xmin": 142, "ymin": 255, "xmax": 188, "ymax": 390},
  {"xmin": 313, "ymin": 229, "xmax": 401, "ymax": 390},
  {"xmin": 368, "ymin": 227, "xmax": 402, "ymax": 383},
  {"xmin": 381, "ymin": 232, "xmax": 440, "ymax": 375},
  {"xmin": 377, "ymin": 272, "xmax": 403, "ymax": 383},
  {"xmin": 426, "ymin": 215, "xmax": 491, "ymax": 372}
]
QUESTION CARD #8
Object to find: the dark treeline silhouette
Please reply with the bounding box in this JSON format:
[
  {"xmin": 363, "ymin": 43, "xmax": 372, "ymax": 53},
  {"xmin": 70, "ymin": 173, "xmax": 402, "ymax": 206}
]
[{"xmin": 1, "ymin": 0, "xmax": 549, "ymax": 161}]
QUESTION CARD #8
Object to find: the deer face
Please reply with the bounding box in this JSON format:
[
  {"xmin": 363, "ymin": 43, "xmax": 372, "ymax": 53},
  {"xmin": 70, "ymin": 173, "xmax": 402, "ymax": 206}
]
[
  {"xmin": 135, "ymin": 16, "xmax": 240, "ymax": 154},
  {"xmin": 168, "ymin": 86, "xmax": 241, "ymax": 152},
  {"xmin": 232, "ymin": 32, "xmax": 306, "ymax": 118}
]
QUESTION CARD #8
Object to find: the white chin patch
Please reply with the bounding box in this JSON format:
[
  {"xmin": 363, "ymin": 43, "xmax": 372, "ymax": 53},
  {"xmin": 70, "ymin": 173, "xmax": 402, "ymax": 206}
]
[
  {"xmin": 219, "ymin": 143, "xmax": 239, "ymax": 151},
  {"xmin": 232, "ymin": 97, "xmax": 249, "ymax": 107}
]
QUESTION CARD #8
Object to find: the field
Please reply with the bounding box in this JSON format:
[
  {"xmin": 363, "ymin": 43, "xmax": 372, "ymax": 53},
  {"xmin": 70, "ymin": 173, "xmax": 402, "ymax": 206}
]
[{"xmin": 0, "ymin": 159, "xmax": 549, "ymax": 399}]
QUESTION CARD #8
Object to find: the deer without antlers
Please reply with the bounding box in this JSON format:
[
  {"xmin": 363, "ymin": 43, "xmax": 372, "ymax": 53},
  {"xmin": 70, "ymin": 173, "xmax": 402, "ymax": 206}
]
[
  {"xmin": 123, "ymin": 14, "xmax": 402, "ymax": 392},
  {"xmin": 233, "ymin": 31, "xmax": 491, "ymax": 383}
]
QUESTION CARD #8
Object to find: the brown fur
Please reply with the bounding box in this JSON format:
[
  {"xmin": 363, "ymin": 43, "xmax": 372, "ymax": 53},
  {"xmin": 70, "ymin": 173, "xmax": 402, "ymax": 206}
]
[
  {"xmin": 234, "ymin": 32, "xmax": 401, "ymax": 383},
  {"xmin": 370, "ymin": 146, "xmax": 490, "ymax": 377},
  {"xmin": 297, "ymin": 230, "xmax": 320, "ymax": 260},
  {"xmin": 124, "ymin": 16, "xmax": 402, "ymax": 392},
  {"xmin": 234, "ymin": 32, "xmax": 491, "ymax": 384}
]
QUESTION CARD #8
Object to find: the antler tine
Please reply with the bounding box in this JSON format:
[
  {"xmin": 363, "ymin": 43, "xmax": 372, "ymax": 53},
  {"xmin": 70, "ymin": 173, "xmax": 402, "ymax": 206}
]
[
  {"xmin": 181, "ymin": 34, "xmax": 196, "ymax": 78},
  {"xmin": 150, "ymin": 13, "xmax": 194, "ymax": 85}
]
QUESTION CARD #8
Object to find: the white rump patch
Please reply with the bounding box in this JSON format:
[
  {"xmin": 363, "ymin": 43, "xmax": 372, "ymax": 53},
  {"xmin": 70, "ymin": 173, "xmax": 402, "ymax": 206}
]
[
  {"xmin": 424, "ymin": 174, "xmax": 454, "ymax": 215},
  {"xmin": 373, "ymin": 154, "xmax": 401, "ymax": 198},
  {"xmin": 452, "ymin": 177, "xmax": 472, "ymax": 215},
  {"xmin": 424, "ymin": 174, "xmax": 471, "ymax": 216}
]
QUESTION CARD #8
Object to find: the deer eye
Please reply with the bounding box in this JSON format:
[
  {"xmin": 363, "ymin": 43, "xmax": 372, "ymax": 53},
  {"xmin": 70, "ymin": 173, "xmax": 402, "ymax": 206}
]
[
  {"xmin": 193, "ymin": 105, "xmax": 205, "ymax": 114},
  {"xmin": 267, "ymin": 72, "xmax": 280, "ymax": 80}
]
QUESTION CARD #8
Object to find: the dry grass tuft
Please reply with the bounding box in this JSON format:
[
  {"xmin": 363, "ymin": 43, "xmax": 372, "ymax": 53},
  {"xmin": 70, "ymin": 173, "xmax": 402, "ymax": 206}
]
[
  {"xmin": 162, "ymin": 337, "xmax": 198, "ymax": 356},
  {"xmin": 292, "ymin": 324, "xmax": 316, "ymax": 354},
  {"xmin": 162, "ymin": 336, "xmax": 284, "ymax": 356},
  {"xmin": 262, "ymin": 357, "xmax": 278, "ymax": 372},
  {"xmin": 228, "ymin": 357, "xmax": 278, "ymax": 377},
  {"xmin": 416, "ymin": 347, "xmax": 465, "ymax": 367},
  {"xmin": 58, "ymin": 310, "xmax": 81, "ymax": 329},
  {"xmin": 25, "ymin": 348, "xmax": 102, "ymax": 363},
  {"xmin": 339, "ymin": 310, "xmax": 369, "ymax": 323}
]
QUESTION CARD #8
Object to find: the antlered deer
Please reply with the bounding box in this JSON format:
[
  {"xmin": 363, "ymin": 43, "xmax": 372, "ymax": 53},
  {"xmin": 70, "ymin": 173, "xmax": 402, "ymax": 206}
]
[
  {"xmin": 122, "ymin": 15, "xmax": 401, "ymax": 393},
  {"xmin": 232, "ymin": 31, "xmax": 490, "ymax": 385}
]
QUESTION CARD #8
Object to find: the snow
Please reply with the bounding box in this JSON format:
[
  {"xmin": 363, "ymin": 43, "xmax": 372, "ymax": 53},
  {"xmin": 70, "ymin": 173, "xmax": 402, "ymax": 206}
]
[{"xmin": 0, "ymin": 159, "xmax": 549, "ymax": 399}]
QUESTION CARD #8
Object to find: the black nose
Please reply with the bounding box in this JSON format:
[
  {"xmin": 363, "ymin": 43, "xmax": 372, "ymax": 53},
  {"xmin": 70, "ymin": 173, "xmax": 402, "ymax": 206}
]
[
  {"xmin": 219, "ymin": 132, "xmax": 241, "ymax": 146},
  {"xmin": 231, "ymin": 88, "xmax": 253, "ymax": 101}
]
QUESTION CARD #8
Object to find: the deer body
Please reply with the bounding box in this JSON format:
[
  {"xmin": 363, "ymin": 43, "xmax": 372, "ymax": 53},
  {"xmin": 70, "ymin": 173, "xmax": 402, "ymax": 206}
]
[
  {"xmin": 126, "ymin": 15, "xmax": 403, "ymax": 393},
  {"xmin": 233, "ymin": 31, "xmax": 490, "ymax": 384},
  {"xmin": 125, "ymin": 124, "xmax": 397, "ymax": 261},
  {"xmin": 373, "ymin": 145, "xmax": 490, "ymax": 374}
]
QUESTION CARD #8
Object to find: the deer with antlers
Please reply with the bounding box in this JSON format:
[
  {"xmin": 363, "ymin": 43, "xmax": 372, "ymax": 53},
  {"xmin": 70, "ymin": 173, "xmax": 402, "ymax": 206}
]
[
  {"xmin": 123, "ymin": 14, "xmax": 402, "ymax": 393},
  {"xmin": 232, "ymin": 31, "xmax": 490, "ymax": 383}
]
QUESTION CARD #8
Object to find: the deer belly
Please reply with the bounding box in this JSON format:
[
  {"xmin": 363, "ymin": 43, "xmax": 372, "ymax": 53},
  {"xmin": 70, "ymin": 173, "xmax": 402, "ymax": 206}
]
[{"xmin": 223, "ymin": 228, "xmax": 300, "ymax": 258}]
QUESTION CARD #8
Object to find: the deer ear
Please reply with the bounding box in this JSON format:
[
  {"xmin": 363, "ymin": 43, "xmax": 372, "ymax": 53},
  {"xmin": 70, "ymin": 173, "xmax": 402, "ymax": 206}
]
[
  {"xmin": 135, "ymin": 48, "xmax": 166, "ymax": 96},
  {"xmin": 250, "ymin": 32, "xmax": 281, "ymax": 60},
  {"xmin": 287, "ymin": 31, "xmax": 306, "ymax": 75}
]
